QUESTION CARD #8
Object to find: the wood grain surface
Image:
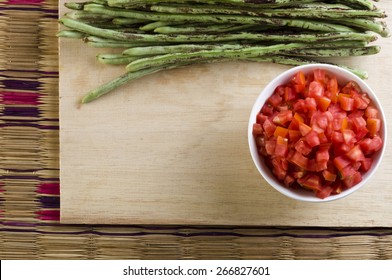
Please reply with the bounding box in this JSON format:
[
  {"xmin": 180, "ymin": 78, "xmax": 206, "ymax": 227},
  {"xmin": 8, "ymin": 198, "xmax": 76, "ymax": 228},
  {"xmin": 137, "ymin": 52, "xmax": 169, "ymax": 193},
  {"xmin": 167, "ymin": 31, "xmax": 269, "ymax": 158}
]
[{"xmin": 59, "ymin": 1, "xmax": 392, "ymax": 226}]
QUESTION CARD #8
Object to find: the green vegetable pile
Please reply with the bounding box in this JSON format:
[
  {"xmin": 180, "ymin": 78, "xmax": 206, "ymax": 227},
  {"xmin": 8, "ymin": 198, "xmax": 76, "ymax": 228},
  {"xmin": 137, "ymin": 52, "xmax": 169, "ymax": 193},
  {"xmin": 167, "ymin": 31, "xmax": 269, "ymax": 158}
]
[{"xmin": 58, "ymin": 0, "xmax": 390, "ymax": 104}]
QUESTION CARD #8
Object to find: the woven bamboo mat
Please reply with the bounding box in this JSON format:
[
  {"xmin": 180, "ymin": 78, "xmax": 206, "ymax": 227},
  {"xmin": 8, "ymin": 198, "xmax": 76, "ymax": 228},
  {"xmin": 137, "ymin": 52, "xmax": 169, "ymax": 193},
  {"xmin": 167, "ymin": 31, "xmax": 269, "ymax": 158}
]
[{"xmin": 1, "ymin": 0, "xmax": 392, "ymax": 260}]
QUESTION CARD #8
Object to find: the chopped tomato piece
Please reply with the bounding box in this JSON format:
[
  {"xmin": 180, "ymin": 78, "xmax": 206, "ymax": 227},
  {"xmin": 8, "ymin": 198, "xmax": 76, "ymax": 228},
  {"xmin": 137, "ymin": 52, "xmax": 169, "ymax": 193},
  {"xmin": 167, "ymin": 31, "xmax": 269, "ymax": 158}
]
[
  {"xmin": 268, "ymin": 92, "xmax": 282, "ymax": 107},
  {"xmin": 288, "ymin": 129, "xmax": 301, "ymax": 143},
  {"xmin": 305, "ymin": 130, "xmax": 320, "ymax": 147},
  {"xmin": 256, "ymin": 113, "xmax": 268, "ymax": 125},
  {"xmin": 361, "ymin": 157, "xmax": 373, "ymax": 172},
  {"xmin": 284, "ymin": 86, "xmax": 296, "ymax": 101},
  {"xmin": 365, "ymin": 106, "xmax": 379, "ymax": 119},
  {"xmin": 274, "ymin": 126, "xmax": 289, "ymax": 138},
  {"xmin": 367, "ymin": 118, "xmax": 381, "ymax": 137},
  {"xmin": 313, "ymin": 69, "xmax": 326, "ymax": 84},
  {"xmin": 294, "ymin": 139, "xmax": 312, "ymax": 156},
  {"xmin": 316, "ymin": 186, "xmax": 334, "ymax": 199},
  {"xmin": 271, "ymin": 158, "xmax": 287, "ymax": 180},
  {"xmin": 316, "ymin": 148, "xmax": 329, "ymax": 162},
  {"xmin": 298, "ymin": 174, "xmax": 322, "ymax": 191},
  {"xmin": 343, "ymin": 171, "xmax": 362, "ymax": 188},
  {"xmin": 292, "ymin": 71, "xmax": 306, "ymax": 92},
  {"xmin": 333, "ymin": 156, "xmax": 351, "ymax": 172},
  {"xmin": 265, "ymin": 140, "xmax": 276, "ymax": 156},
  {"xmin": 252, "ymin": 123, "xmax": 263, "ymax": 136},
  {"xmin": 284, "ymin": 175, "xmax": 295, "ymax": 187},
  {"xmin": 262, "ymin": 119, "xmax": 276, "ymax": 138},
  {"xmin": 342, "ymin": 129, "xmax": 356, "ymax": 146},
  {"xmin": 346, "ymin": 145, "xmax": 365, "ymax": 162},
  {"xmin": 323, "ymin": 170, "xmax": 337, "ymax": 182},
  {"xmin": 317, "ymin": 97, "xmax": 331, "ymax": 112},
  {"xmin": 327, "ymin": 76, "xmax": 339, "ymax": 96},
  {"xmin": 360, "ymin": 135, "xmax": 383, "ymax": 155},
  {"xmin": 299, "ymin": 122, "xmax": 312, "ymax": 136},
  {"xmin": 340, "ymin": 95, "xmax": 354, "ymax": 111},
  {"xmin": 275, "ymin": 136, "xmax": 289, "ymax": 157},
  {"xmin": 261, "ymin": 103, "xmax": 274, "ymax": 116},
  {"xmin": 289, "ymin": 151, "xmax": 309, "ymax": 169},
  {"xmin": 308, "ymin": 81, "xmax": 325, "ymax": 98},
  {"xmin": 273, "ymin": 110, "xmax": 293, "ymax": 126},
  {"xmin": 353, "ymin": 93, "xmax": 369, "ymax": 110}
]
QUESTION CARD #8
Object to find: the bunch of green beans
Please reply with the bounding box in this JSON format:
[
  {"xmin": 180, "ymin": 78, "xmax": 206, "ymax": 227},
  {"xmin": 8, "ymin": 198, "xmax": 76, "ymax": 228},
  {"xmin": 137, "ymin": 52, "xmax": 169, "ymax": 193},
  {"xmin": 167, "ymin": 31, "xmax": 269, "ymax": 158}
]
[{"xmin": 58, "ymin": 0, "xmax": 390, "ymax": 104}]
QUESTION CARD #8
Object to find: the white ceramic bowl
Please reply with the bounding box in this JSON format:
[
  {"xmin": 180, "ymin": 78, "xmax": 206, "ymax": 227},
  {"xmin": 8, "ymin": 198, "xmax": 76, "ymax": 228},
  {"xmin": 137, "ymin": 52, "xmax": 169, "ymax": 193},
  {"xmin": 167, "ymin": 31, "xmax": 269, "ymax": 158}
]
[{"xmin": 248, "ymin": 64, "xmax": 387, "ymax": 202}]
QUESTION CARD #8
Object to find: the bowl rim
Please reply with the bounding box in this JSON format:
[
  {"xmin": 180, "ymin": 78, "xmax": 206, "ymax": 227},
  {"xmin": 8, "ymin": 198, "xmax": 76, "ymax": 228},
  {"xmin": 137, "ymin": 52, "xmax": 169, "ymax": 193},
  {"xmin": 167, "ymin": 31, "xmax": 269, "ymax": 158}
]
[{"xmin": 248, "ymin": 63, "xmax": 387, "ymax": 202}]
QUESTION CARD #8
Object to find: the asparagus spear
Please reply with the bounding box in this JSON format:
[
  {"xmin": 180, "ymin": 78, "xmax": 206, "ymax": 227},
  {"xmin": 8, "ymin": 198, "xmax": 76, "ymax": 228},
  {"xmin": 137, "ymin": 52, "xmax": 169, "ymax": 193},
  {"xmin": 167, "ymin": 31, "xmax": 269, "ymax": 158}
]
[{"xmin": 59, "ymin": 18, "xmax": 376, "ymax": 43}]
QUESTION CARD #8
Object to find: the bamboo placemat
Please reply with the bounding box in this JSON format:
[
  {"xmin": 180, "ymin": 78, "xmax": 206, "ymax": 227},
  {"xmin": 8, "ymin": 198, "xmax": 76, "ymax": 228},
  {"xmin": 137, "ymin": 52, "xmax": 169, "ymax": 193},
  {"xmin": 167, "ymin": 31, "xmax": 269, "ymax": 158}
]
[{"xmin": 1, "ymin": 0, "xmax": 392, "ymax": 259}]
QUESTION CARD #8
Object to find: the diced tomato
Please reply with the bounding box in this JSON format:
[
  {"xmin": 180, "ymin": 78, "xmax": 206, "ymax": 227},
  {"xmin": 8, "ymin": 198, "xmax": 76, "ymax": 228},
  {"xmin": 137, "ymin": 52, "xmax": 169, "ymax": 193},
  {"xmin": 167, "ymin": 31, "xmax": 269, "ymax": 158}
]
[
  {"xmin": 333, "ymin": 156, "xmax": 351, "ymax": 172},
  {"xmin": 299, "ymin": 122, "xmax": 312, "ymax": 136},
  {"xmin": 288, "ymin": 129, "xmax": 301, "ymax": 143},
  {"xmin": 294, "ymin": 139, "xmax": 312, "ymax": 156},
  {"xmin": 316, "ymin": 148, "xmax": 329, "ymax": 162},
  {"xmin": 273, "ymin": 110, "xmax": 293, "ymax": 126},
  {"xmin": 274, "ymin": 126, "xmax": 289, "ymax": 138},
  {"xmin": 268, "ymin": 92, "xmax": 282, "ymax": 107},
  {"xmin": 331, "ymin": 131, "xmax": 344, "ymax": 144},
  {"xmin": 317, "ymin": 97, "xmax": 331, "ymax": 112},
  {"xmin": 340, "ymin": 95, "xmax": 354, "ymax": 111},
  {"xmin": 343, "ymin": 171, "xmax": 362, "ymax": 188},
  {"xmin": 252, "ymin": 69, "xmax": 383, "ymax": 199},
  {"xmin": 252, "ymin": 123, "xmax": 263, "ymax": 136},
  {"xmin": 342, "ymin": 129, "xmax": 356, "ymax": 146},
  {"xmin": 271, "ymin": 158, "xmax": 287, "ymax": 180},
  {"xmin": 265, "ymin": 140, "xmax": 276, "ymax": 156},
  {"xmin": 361, "ymin": 157, "xmax": 373, "ymax": 172},
  {"xmin": 284, "ymin": 175, "xmax": 295, "ymax": 187},
  {"xmin": 341, "ymin": 81, "xmax": 361, "ymax": 95},
  {"xmin": 365, "ymin": 106, "xmax": 379, "ymax": 119},
  {"xmin": 323, "ymin": 170, "xmax": 337, "ymax": 182},
  {"xmin": 261, "ymin": 103, "xmax": 274, "ymax": 116},
  {"xmin": 284, "ymin": 86, "xmax": 296, "ymax": 101},
  {"xmin": 292, "ymin": 71, "xmax": 306, "ymax": 94},
  {"xmin": 346, "ymin": 145, "xmax": 365, "ymax": 162},
  {"xmin": 360, "ymin": 135, "xmax": 383, "ymax": 155},
  {"xmin": 308, "ymin": 81, "xmax": 325, "ymax": 98},
  {"xmin": 289, "ymin": 151, "xmax": 309, "ymax": 170},
  {"xmin": 298, "ymin": 174, "xmax": 322, "ymax": 191},
  {"xmin": 367, "ymin": 118, "xmax": 381, "ymax": 137},
  {"xmin": 275, "ymin": 136, "xmax": 289, "ymax": 157},
  {"xmin": 305, "ymin": 130, "xmax": 320, "ymax": 147},
  {"xmin": 305, "ymin": 97, "xmax": 317, "ymax": 113},
  {"xmin": 351, "ymin": 116, "xmax": 368, "ymax": 140},
  {"xmin": 313, "ymin": 69, "xmax": 326, "ymax": 84},
  {"xmin": 262, "ymin": 118, "xmax": 276, "ymax": 138},
  {"xmin": 327, "ymin": 76, "xmax": 339, "ymax": 96},
  {"xmin": 256, "ymin": 113, "xmax": 268, "ymax": 125},
  {"xmin": 316, "ymin": 186, "xmax": 334, "ymax": 199},
  {"xmin": 353, "ymin": 93, "xmax": 369, "ymax": 110}
]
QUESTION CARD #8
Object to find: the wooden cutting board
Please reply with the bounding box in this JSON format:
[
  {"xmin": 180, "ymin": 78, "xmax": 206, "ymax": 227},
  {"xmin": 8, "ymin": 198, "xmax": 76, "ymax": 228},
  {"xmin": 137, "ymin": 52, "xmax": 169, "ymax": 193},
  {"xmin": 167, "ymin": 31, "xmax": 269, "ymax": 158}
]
[{"xmin": 59, "ymin": 1, "xmax": 392, "ymax": 226}]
